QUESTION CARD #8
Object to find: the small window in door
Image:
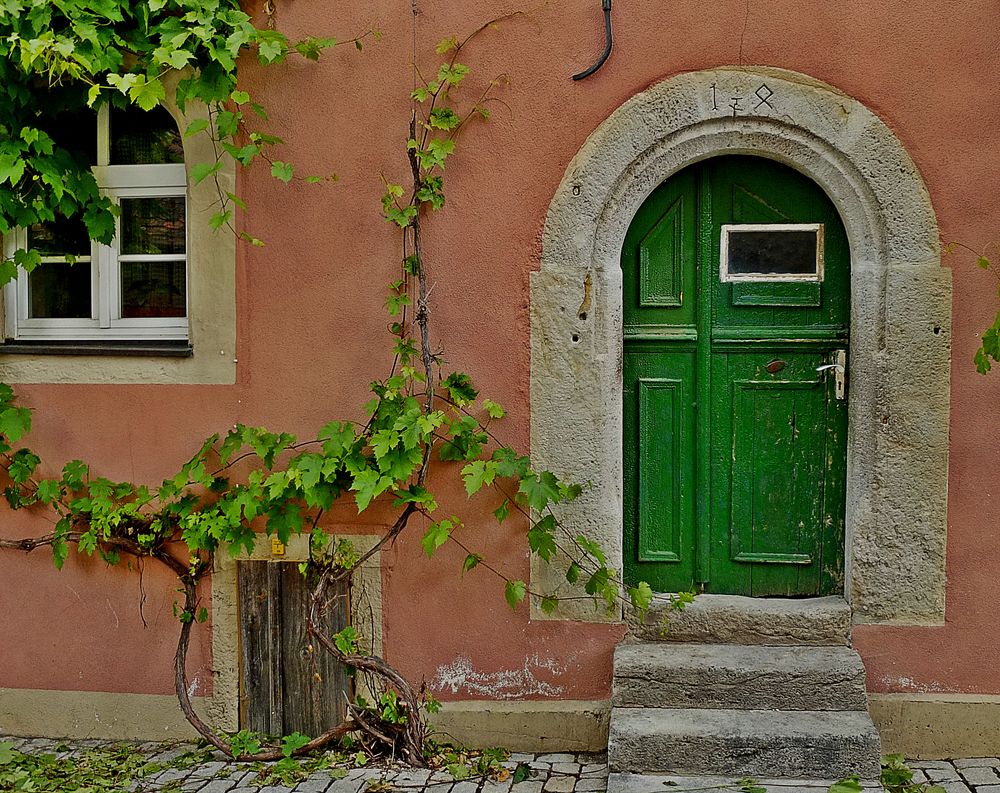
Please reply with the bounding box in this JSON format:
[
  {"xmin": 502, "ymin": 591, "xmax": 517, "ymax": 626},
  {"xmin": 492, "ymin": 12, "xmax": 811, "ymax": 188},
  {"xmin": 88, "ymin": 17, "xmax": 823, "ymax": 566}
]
[{"xmin": 720, "ymin": 223, "xmax": 824, "ymax": 282}]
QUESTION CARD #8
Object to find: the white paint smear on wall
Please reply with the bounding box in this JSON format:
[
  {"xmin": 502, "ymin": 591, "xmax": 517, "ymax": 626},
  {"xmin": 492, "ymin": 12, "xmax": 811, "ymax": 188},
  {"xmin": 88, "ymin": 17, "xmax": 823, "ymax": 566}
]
[{"xmin": 430, "ymin": 655, "xmax": 565, "ymax": 699}]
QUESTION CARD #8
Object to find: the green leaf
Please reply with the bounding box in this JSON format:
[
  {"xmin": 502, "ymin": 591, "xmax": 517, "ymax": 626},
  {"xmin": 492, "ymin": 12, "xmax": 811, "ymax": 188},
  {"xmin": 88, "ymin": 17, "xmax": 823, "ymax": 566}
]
[
  {"xmin": 442, "ymin": 372, "xmax": 478, "ymax": 405},
  {"xmin": 192, "ymin": 161, "xmax": 222, "ymax": 184},
  {"xmin": 461, "ymin": 459, "xmax": 497, "ymax": 496},
  {"xmin": 517, "ymin": 470, "xmax": 561, "ymax": 511},
  {"xmin": 0, "ymin": 406, "xmax": 32, "ymax": 444},
  {"xmin": 421, "ymin": 518, "xmax": 454, "ymax": 558},
  {"xmin": 437, "ymin": 62, "xmax": 470, "ymax": 86},
  {"xmin": 62, "ymin": 460, "xmax": 88, "ymax": 490},
  {"xmin": 0, "ymin": 155, "xmax": 25, "ymax": 186},
  {"xmin": 977, "ymin": 256, "xmax": 991, "ymax": 270},
  {"xmin": 280, "ymin": 731, "xmax": 311, "ymax": 758},
  {"xmin": 494, "ymin": 499, "xmax": 511, "ymax": 524},
  {"xmin": 130, "ymin": 75, "xmax": 166, "ymax": 111},
  {"xmin": 628, "ymin": 581, "xmax": 654, "ymax": 614},
  {"xmin": 258, "ymin": 35, "xmax": 287, "ymax": 64},
  {"xmin": 351, "ymin": 469, "xmax": 390, "ymax": 512},
  {"xmin": 429, "ymin": 107, "xmax": 461, "ymax": 130},
  {"xmin": 435, "ymin": 36, "xmax": 459, "ymax": 54},
  {"xmin": 271, "ymin": 161, "xmax": 294, "ymax": 183},
  {"xmin": 184, "ymin": 119, "xmax": 210, "ymax": 138},
  {"xmin": 504, "ymin": 580, "xmax": 527, "ymax": 610},
  {"xmin": 483, "ymin": 399, "xmax": 506, "ymax": 419},
  {"xmin": 36, "ymin": 479, "xmax": 62, "ymax": 505},
  {"xmin": 462, "ymin": 553, "xmax": 482, "ymax": 574},
  {"xmin": 527, "ymin": 515, "xmax": 558, "ymax": 561},
  {"xmin": 333, "ymin": 625, "xmax": 359, "ymax": 655},
  {"xmin": 0, "ymin": 742, "xmax": 14, "ymax": 765},
  {"xmin": 8, "ymin": 448, "xmax": 40, "ymax": 483},
  {"xmin": 540, "ymin": 595, "xmax": 559, "ymax": 614},
  {"xmin": 828, "ymin": 778, "xmax": 863, "ymax": 793},
  {"xmin": 230, "ymin": 90, "xmax": 251, "ymax": 104},
  {"xmin": 209, "ymin": 210, "xmax": 232, "ymax": 230},
  {"xmin": 447, "ymin": 764, "xmax": 471, "ymax": 780}
]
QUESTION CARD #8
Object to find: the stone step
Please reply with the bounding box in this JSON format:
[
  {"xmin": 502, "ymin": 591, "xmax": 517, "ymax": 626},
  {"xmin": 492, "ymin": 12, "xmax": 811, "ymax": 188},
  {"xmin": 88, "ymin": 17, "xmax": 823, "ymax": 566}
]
[
  {"xmin": 607, "ymin": 772, "xmax": 885, "ymax": 793},
  {"xmin": 633, "ymin": 594, "xmax": 851, "ymax": 646},
  {"xmin": 608, "ymin": 707, "xmax": 881, "ymax": 779},
  {"xmin": 613, "ymin": 643, "xmax": 869, "ymax": 711}
]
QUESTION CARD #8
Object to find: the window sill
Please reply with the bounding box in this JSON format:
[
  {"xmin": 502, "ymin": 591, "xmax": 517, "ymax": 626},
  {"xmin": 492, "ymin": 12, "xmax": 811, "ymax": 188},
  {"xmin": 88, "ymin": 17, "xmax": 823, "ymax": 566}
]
[{"xmin": 0, "ymin": 340, "xmax": 193, "ymax": 358}]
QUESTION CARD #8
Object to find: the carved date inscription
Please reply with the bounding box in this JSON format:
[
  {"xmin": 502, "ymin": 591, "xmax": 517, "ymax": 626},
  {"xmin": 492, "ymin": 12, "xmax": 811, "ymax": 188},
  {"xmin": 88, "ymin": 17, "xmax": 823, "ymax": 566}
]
[{"xmin": 710, "ymin": 81, "xmax": 777, "ymax": 117}]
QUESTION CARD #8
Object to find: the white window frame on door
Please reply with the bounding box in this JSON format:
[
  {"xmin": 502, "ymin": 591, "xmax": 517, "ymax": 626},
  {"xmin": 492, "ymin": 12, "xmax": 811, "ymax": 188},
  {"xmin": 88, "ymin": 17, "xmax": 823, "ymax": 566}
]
[
  {"xmin": 2, "ymin": 105, "xmax": 189, "ymax": 342},
  {"xmin": 719, "ymin": 222, "xmax": 825, "ymax": 283}
]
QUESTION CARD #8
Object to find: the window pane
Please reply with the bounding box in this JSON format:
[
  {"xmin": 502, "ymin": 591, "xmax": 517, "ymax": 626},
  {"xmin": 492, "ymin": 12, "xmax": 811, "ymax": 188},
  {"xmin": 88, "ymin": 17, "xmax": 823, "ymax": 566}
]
[
  {"xmin": 121, "ymin": 197, "xmax": 186, "ymax": 255},
  {"xmin": 28, "ymin": 217, "xmax": 90, "ymax": 257},
  {"xmin": 726, "ymin": 228, "xmax": 820, "ymax": 277},
  {"xmin": 120, "ymin": 261, "xmax": 186, "ymax": 318},
  {"xmin": 29, "ymin": 262, "xmax": 92, "ymax": 319},
  {"xmin": 110, "ymin": 105, "xmax": 184, "ymax": 165},
  {"xmin": 37, "ymin": 89, "xmax": 97, "ymax": 166}
]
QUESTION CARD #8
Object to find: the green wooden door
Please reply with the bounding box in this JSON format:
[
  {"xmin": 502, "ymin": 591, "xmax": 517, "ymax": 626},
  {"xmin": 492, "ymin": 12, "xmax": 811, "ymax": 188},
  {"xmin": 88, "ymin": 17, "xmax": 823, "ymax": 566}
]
[{"xmin": 623, "ymin": 156, "xmax": 849, "ymax": 596}]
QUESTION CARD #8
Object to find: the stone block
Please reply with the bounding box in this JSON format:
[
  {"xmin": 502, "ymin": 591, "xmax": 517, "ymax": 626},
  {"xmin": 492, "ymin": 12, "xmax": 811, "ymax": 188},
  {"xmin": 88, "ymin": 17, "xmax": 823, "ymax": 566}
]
[
  {"xmin": 613, "ymin": 643, "xmax": 867, "ymax": 711},
  {"xmin": 635, "ymin": 594, "xmax": 851, "ymax": 646},
  {"xmin": 608, "ymin": 707, "xmax": 881, "ymax": 779}
]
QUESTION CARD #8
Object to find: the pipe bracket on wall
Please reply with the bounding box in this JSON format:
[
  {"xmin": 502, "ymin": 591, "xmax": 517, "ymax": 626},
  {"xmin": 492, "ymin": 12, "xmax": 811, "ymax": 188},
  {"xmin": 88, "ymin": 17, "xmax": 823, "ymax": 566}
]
[{"xmin": 572, "ymin": 0, "xmax": 613, "ymax": 81}]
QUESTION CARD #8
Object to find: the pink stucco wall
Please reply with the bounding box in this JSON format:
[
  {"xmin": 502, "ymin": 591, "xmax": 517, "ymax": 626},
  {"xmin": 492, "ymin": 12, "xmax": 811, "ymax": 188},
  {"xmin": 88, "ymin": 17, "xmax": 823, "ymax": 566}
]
[{"xmin": 2, "ymin": 0, "xmax": 1000, "ymax": 704}]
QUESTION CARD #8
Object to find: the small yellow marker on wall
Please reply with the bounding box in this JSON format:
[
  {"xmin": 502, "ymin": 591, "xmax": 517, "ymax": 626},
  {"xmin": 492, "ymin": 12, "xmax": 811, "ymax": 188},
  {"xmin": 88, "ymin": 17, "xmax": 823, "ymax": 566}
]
[{"xmin": 271, "ymin": 537, "xmax": 286, "ymax": 556}]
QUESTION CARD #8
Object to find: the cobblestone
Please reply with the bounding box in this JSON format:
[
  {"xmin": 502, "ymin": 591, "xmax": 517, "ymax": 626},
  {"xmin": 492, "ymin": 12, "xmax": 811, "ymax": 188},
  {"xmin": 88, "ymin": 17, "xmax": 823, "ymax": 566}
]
[
  {"xmin": 928, "ymin": 768, "xmax": 965, "ymax": 782},
  {"xmin": 963, "ymin": 769, "xmax": 1000, "ymax": 787}
]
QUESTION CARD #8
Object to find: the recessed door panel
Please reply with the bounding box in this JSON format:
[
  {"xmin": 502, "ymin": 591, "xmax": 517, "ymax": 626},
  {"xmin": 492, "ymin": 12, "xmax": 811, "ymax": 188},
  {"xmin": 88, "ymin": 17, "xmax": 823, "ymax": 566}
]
[{"xmin": 623, "ymin": 348, "xmax": 696, "ymax": 592}]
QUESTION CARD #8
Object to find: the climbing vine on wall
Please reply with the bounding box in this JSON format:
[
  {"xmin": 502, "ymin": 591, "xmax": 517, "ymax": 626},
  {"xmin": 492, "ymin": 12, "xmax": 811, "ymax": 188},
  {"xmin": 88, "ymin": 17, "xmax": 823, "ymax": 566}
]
[
  {"xmin": 945, "ymin": 243, "xmax": 1000, "ymax": 373},
  {"xmin": 0, "ymin": 2, "xmax": 657, "ymax": 765}
]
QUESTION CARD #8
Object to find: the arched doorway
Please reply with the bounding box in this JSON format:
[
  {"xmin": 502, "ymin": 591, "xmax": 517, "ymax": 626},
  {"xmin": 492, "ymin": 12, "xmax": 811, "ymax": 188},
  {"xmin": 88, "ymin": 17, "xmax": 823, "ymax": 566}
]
[
  {"xmin": 622, "ymin": 155, "xmax": 849, "ymax": 596},
  {"xmin": 529, "ymin": 67, "xmax": 950, "ymax": 624}
]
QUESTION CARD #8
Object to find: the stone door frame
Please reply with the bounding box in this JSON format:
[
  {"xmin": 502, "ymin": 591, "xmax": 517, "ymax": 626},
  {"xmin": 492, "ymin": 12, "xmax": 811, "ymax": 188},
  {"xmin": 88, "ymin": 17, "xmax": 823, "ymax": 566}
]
[{"xmin": 529, "ymin": 67, "xmax": 951, "ymax": 625}]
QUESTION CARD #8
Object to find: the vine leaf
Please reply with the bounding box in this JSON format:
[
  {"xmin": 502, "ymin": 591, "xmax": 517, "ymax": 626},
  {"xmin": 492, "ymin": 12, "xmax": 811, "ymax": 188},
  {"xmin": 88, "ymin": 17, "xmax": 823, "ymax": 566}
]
[
  {"xmin": 421, "ymin": 518, "xmax": 455, "ymax": 559},
  {"xmin": 271, "ymin": 161, "xmax": 294, "ymax": 183},
  {"xmin": 504, "ymin": 580, "xmax": 527, "ymax": 610}
]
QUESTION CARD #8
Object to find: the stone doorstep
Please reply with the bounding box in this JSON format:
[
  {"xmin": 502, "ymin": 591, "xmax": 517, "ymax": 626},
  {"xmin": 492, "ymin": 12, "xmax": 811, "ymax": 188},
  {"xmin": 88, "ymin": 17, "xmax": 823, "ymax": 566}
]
[{"xmin": 632, "ymin": 594, "xmax": 851, "ymax": 646}]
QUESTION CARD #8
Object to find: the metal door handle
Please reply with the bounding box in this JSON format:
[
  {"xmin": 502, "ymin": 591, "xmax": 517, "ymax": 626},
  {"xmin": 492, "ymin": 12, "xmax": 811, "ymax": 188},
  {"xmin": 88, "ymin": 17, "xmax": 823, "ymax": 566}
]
[{"xmin": 816, "ymin": 350, "xmax": 847, "ymax": 400}]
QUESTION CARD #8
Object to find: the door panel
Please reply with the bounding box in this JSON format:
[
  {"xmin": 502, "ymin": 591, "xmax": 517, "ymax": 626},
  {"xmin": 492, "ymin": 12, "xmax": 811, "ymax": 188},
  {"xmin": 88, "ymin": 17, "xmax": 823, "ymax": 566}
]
[
  {"xmin": 623, "ymin": 347, "xmax": 696, "ymax": 592},
  {"xmin": 708, "ymin": 351, "xmax": 843, "ymax": 596},
  {"xmin": 622, "ymin": 155, "xmax": 849, "ymax": 597}
]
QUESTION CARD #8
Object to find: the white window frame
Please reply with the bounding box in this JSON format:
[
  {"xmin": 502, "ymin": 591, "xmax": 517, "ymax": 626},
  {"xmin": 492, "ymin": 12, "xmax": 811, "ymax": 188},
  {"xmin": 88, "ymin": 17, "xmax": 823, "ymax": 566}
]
[
  {"xmin": 3, "ymin": 105, "xmax": 189, "ymax": 342},
  {"xmin": 719, "ymin": 222, "xmax": 825, "ymax": 283}
]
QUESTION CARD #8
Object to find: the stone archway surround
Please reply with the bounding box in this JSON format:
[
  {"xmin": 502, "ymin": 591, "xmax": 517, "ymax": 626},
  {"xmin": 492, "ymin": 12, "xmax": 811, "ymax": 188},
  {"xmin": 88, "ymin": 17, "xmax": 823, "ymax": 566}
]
[{"xmin": 529, "ymin": 67, "xmax": 951, "ymax": 625}]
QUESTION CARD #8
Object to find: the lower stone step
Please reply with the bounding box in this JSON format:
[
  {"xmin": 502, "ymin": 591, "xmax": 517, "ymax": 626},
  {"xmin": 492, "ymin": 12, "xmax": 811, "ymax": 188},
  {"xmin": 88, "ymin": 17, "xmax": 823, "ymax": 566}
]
[
  {"xmin": 613, "ymin": 643, "xmax": 869, "ymax": 711},
  {"xmin": 608, "ymin": 707, "xmax": 881, "ymax": 779},
  {"xmin": 608, "ymin": 772, "xmax": 885, "ymax": 793}
]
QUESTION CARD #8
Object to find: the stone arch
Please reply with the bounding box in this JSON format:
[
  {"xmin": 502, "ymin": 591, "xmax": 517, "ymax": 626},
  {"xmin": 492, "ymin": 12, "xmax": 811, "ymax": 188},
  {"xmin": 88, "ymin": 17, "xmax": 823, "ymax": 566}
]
[{"xmin": 530, "ymin": 67, "xmax": 950, "ymax": 624}]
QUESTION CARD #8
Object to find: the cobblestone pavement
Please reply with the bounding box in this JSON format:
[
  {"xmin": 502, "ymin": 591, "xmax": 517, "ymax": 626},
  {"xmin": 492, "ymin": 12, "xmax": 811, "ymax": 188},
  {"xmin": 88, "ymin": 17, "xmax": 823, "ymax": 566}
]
[
  {"xmin": 0, "ymin": 736, "xmax": 607, "ymax": 793},
  {"xmin": 4, "ymin": 736, "xmax": 999, "ymax": 793},
  {"xmin": 908, "ymin": 758, "xmax": 1000, "ymax": 793}
]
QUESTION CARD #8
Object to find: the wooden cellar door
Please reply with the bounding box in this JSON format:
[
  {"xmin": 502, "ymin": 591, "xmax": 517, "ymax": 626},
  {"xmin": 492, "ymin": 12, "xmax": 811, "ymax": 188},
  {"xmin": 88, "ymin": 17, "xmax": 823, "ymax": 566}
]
[{"xmin": 238, "ymin": 561, "xmax": 350, "ymax": 736}]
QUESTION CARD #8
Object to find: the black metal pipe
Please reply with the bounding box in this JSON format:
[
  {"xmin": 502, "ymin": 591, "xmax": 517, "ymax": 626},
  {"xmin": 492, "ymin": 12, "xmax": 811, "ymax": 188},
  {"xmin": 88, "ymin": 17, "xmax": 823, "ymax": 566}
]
[{"xmin": 572, "ymin": 0, "xmax": 613, "ymax": 81}]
